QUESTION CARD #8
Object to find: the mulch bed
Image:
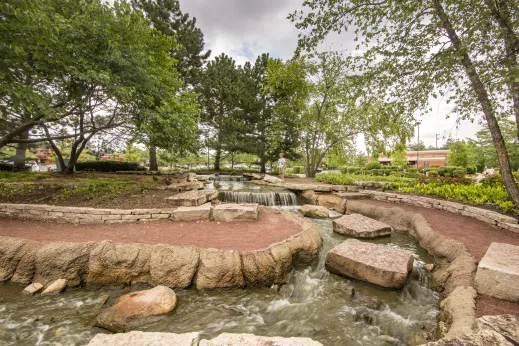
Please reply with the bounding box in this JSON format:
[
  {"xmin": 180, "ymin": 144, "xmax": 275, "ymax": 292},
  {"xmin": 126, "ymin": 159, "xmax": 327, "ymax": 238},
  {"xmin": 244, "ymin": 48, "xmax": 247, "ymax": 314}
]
[
  {"xmin": 0, "ymin": 209, "xmax": 301, "ymax": 251},
  {"xmin": 357, "ymin": 199, "xmax": 519, "ymax": 317}
]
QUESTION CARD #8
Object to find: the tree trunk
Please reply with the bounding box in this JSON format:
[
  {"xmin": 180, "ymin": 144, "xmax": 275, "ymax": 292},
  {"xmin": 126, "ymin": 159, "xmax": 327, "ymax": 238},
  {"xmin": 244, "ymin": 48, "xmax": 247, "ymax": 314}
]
[
  {"xmin": 434, "ymin": 0, "xmax": 519, "ymax": 208},
  {"xmin": 214, "ymin": 149, "xmax": 221, "ymax": 171},
  {"xmin": 13, "ymin": 130, "xmax": 29, "ymax": 171},
  {"xmin": 260, "ymin": 161, "xmax": 266, "ymax": 173},
  {"xmin": 149, "ymin": 147, "xmax": 158, "ymax": 171}
]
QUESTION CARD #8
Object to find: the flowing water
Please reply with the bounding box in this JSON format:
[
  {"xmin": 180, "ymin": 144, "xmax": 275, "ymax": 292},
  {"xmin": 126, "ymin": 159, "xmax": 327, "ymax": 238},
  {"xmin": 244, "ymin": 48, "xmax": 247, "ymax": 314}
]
[
  {"xmin": 0, "ymin": 218, "xmax": 439, "ymax": 346},
  {"xmin": 217, "ymin": 191, "xmax": 298, "ymax": 206}
]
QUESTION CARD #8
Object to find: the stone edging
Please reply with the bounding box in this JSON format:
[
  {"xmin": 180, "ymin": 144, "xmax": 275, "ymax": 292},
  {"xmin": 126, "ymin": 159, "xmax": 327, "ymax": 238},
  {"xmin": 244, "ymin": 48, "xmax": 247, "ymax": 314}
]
[
  {"xmin": 358, "ymin": 190, "xmax": 519, "ymax": 234},
  {"xmin": 347, "ymin": 201, "xmax": 477, "ymax": 339},
  {"xmin": 0, "ymin": 208, "xmax": 322, "ymax": 290}
]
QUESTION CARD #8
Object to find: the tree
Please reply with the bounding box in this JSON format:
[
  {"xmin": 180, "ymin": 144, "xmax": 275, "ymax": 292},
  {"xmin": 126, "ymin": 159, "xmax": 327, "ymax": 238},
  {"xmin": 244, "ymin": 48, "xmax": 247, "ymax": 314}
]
[
  {"xmin": 291, "ymin": 0, "xmax": 519, "ymax": 207},
  {"xmin": 131, "ymin": 0, "xmax": 210, "ymax": 169},
  {"xmin": 198, "ymin": 54, "xmax": 242, "ymax": 170},
  {"xmin": 2, "ymin": 0, "xmax": 196, "ymax": 174},
  {"xmin": 267, "ymin": 52, "xmax": 413, "ymax": 177},
  {"xmin": 408, "ymin": 141, "xmax": 427, "ymax": 152},
  {"xmin": 447, "ymin": 140, "xmax": 469, "ymax": 167},
  {"xmin": 391, "ymin": 145, "xmax": 409, "ymax": 168}
]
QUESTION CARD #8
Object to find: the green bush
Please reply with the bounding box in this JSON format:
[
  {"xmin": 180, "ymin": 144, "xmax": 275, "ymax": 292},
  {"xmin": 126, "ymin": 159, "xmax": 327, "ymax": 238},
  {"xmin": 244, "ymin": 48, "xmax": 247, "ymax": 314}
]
[
  {"xmin": 315, "ymin": 173, "xmax": 416, "ymax": 185},
  {"xmin": 76, "ymin": 161, "xmax": 145, "ymax": 172},
  {"xmin": 444, "ymin": 173, "xmax": 452, "ymax": 177},
  {"xmin": 364, "ymin": 161, "xmax": 382, "ymax": 170},
  {"xmin": 428, "ymin": 170, "xmax": 439, "ymax": 177},
  {"xmin": 339, "ymin": 166, "xmax": 363, "ymax": 174},
  {"xmin": 466, "ymin": 166, "xmax": 477, "ymax": 174},
  {"xmin": 292, "ymin": 166, "xmax": 304, "ymax": 174},
  {"xmin": 315, "ymin": 174, "xmax": 355, "ymax": 185},
  {"xmin": 452, "ymin": 169, "xmax": 466, "ymax": 178},
  {"xmin": 408, "ymin": 168, "xmax": 418, "ymax": 173}
]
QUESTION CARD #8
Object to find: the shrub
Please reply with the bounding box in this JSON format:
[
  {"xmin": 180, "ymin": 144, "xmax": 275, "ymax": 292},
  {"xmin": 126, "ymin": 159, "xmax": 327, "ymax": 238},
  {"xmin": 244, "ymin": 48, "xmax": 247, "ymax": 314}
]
[
  {"xmin": 428, "ymin": 170, "xmax": 438, "ymax": 177},
  {"xmin": 364, "ymin": 161, "xmax": 382, "ymax": 170},
  {"xmin": 292, "ymin": 166, "xmax": 304, "ymax": 174},
  {"xmin": 466, "ymin": 166, "xmax": 477, "ymax": 174},
  {"xmin": 408, "ymin": 168, "xmax": 418, "ymax": 173},
  {"xmin": 444, "ymin": 173, "xmax": 452, "ymax": 177},
  {"xmin": 452, "ymin": 169, "xmax": 466, "ymax": 178},
  {"xmin": 76, "ymin": 161, "xmax": 145, "ymax": 172},
  {"xmin": 339, "ymin": 166, "xmax": 362, "ymax": 174}
]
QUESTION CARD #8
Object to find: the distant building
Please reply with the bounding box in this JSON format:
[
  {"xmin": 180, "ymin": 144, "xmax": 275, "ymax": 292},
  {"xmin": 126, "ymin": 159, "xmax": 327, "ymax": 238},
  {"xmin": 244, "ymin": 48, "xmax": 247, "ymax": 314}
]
[{"xmin": 378, "ymin": 150, "xmax": 450, "ymax": 169}]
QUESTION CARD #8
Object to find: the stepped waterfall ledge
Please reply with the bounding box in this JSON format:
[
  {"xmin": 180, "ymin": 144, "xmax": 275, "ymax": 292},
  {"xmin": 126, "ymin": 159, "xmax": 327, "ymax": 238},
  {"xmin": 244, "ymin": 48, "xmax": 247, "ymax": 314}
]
[{"xmin": 217, "ymin": 191, "xmax": 298, "ymax": 206}]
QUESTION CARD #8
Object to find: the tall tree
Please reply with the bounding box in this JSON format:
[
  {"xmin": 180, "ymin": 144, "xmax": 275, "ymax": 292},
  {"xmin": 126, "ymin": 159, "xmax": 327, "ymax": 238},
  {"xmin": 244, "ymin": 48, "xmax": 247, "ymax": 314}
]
[
  {"xmin": 198, "ymin": 54, "xmax": 242, "ymax": 170},
  {"xmin": 447, "ymin": 140, "xmax": 469, "ymax": 167},
  {"xmin": 132, "ymin": 0, "xmax": 210, "ymax": 170},
  {"xmin": 291, "ymin": 0, "xmax": 519, "ymax": 206},
  {"xmin": 408, "ymin": 141, "xmax": 427, "ymax": 152}
]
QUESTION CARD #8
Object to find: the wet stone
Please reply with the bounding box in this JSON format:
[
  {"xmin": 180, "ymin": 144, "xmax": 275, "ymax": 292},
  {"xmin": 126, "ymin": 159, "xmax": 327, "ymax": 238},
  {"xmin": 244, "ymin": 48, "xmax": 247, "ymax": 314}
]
[
  {"xmin": 41, "ymin": 279, "xmax": 67, "ymax": 295},
  {"xmin": 22, "ymin": 283, "xmax": 43, "ymax": 295},
  {"xmin": 333, "ymin": 214, "xmax": 392, "ymax": 238}
]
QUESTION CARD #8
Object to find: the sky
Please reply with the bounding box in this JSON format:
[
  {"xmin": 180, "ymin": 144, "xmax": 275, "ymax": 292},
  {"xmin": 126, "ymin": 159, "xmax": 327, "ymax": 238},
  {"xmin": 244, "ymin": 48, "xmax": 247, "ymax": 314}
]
[{"xmin": 179, "ymin": 0, "xmax": 484, "ymax": 152}]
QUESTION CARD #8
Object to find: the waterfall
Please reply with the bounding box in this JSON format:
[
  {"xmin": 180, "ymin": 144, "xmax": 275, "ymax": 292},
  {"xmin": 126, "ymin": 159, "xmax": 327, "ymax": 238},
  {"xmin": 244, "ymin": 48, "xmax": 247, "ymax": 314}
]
[
  {"xmin": 217, "ymin": 191, "xmax": 298, "ymax": 206},
  {"xmin": 215, "ymin": 175, "xmax": 249, "ymax": 182}
]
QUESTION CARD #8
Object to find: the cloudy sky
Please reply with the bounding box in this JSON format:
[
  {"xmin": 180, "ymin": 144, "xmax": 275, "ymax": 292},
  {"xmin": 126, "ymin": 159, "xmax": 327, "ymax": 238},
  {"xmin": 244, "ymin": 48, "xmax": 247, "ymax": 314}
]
[{"xmin": 179, "ymin": 0, "xmax": 484, "ymax": 151}]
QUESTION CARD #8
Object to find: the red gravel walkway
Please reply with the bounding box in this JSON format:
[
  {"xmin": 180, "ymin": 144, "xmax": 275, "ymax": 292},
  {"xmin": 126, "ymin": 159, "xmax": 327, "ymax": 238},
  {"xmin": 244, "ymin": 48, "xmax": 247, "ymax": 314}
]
[
  {"xmin": 0, "ymin": 208, "xmax": 301, "ymax": 251},
  {"xmin": 357, "ymin": 199, "xmax": 519, "ymax": 317}
]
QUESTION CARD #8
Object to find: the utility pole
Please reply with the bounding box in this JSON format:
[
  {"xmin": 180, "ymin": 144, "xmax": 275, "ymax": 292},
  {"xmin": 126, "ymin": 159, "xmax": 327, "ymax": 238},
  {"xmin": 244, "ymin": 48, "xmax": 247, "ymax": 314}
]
[
  {"xmin": 416, "ymin": 121, "xmax": 421, "ymax": 169},
  {"xmin": 436, "ymin": 134, "xmax": 440, "ymax": 150}
]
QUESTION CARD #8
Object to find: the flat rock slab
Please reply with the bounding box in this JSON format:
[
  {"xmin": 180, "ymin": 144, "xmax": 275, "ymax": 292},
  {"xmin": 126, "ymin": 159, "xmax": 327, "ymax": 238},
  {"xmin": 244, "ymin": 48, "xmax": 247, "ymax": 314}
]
[
  {"xmin": 199, "ymin": 333, "xmax": 323, "ymax": 346},
  {"xmin": 334, "ymin": 192, "xmax": 370, "ymax": 200},
  {"xmin": 286, "ymin": 183, "xmax": 332, "ymax": 192},
  {"xmin": 333, "ymin": 214, "xmax": 392, "ymax": 238},
  {"xmin": 325, "ymin": 239, "xmax": 413, "ymax": 289},
  {"xmin": 317, "ymin": 195, "xmax": 347, "ymax": 213},
  {"xmin": 88, "ymin": 331, "xmax": 199, "ymax": 346},
  {"xmin": 172, "ymin": 203, "xmax": 213, "ymax": 221},
  {"xmin": 164, "ymin": 181, "xmax": 203, "ymax": 192},
  {"xmin": 23, "ymin": 282, "xmax": 43, "ymax": 295},
  {"xmin": 476, "ymin": 242, "xmax": 519, "ymax": 302},
  {"xmin": 95, "ymin": 286, "xmax": 177, "ymax": 332},
  {"xmin": 213, "ymin": 203, "xmax": 258, "ymax": 221},
  {"xmin": 263, "ymin": 174, "xmax": 284, "ymax": 184},
  {"xmin": 423, "ymin": 330, "xmax": 513, "ymax": 346},
  {"xmin": 166, "ymin": 190, "xmax": 217, "ymax": 207},
  {"xmin": 301, "ymin": 205, "xmax": 341, "ymax": 219},
  {"xmin": 476, "ymin": 314, "xmax": 519, "ymax": 344}
]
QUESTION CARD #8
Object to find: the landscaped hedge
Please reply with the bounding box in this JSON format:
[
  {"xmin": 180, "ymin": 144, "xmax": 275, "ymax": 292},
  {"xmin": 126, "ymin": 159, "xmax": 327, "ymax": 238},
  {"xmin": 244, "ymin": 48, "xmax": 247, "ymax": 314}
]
[
  {"xmin": 292, "ymin": 166, "xmax": 305, "ymax": 174},
  {"xmin": 76, "ymin": 161, "xmax": 145, "ymax": 172},
  {"xmin": 438, "ymin": 166, "xmax": 466, "ymax": 177}
]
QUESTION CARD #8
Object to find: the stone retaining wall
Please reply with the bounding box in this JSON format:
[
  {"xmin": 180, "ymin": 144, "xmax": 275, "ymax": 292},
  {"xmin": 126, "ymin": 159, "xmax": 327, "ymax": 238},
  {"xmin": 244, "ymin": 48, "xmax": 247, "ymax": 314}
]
[
  {"xmin": 348, "ymin": 201, "xmax": 478, "ymax": 339},
  {"xmin": 0, "ymin": 203, "xmax": 173, "ymax": 224},
  {"xmin": 359, "ymin": 190, "xmax": 519, "ymax": 233},
  {"xmin": 0, "ymin": 208, "xmax": 322, "ymax": 290}
]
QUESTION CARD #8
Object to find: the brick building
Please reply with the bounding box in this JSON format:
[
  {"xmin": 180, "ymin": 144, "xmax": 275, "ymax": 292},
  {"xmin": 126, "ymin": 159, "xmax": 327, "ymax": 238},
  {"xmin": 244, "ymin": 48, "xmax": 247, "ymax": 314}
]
[{"xmin": 378, "ymin": 150, "xmax": 450, "ymax": 169}]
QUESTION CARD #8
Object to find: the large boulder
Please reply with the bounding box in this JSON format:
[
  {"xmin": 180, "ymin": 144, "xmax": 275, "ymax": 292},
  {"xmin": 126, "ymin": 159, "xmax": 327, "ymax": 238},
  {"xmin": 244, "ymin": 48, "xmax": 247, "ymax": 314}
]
[
  {"xmin": 476, "ymin": 314, "xmax": 519, "ymax": 344},
  {"xmin": 333, "ymin": 214, "xmax": 392, "ymax": 238},
  {"xmin": 301, "ymin": 205, "xmax": 341, "ymax": 219},
  {"xmin": 172, "ymin": 203, "xmax": 213, "ymax": 221},
  {"xmin": 325, "ymin": 239, "xmax": 413, "ymax": 289},
  {"xmin": 95, "ymin": 286, "xmax": 177, "ymax": 332},
  {"xmin": 196, "ymin": 249, "xmax": 244, "ymax": 289},
  {"xmin": 423, "ymin": 330, "xmax": 513, "ymax": 346},
  {"xmin": 299, "ymin": 190, "xmax": 318, "ymax": 205},
  {"xmin": 475, "ymin": 242, "xmax": 519, "ymax": 301},
  {"xmin": 317, "ymin": 194, "xmax": 347, "ymax": 213},
  {"xmin": 166, "ymin": 190, "xmax": 217, "ymax": 207},
  {"xmin": 199, "ymin": 333, "xmax": 323, "ymax": 346},
  {"xmin": 88, "ymin": 331, "xmax": 200, "ymax": 346},
  {"xmin": 149, "ymin": 245, "xmax": 200, "ymax": 288},
  {"xmin": 213, "ymin": 203, "xmax": 258, "ymax": 221},
  {"xmin": 263, "ymin": 174, "xmax": 284, "ymax": 184}
]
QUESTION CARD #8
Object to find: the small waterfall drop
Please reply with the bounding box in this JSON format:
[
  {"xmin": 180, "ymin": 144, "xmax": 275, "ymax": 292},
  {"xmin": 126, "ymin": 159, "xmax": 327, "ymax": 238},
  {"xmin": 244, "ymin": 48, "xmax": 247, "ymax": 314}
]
[
  {"xmin": 215, "ymin": 175, "xmax": 249, "ymax": 182},
  {"xmin": 217, "ymin": 191, "xmax": 298, "ymax": 206}
]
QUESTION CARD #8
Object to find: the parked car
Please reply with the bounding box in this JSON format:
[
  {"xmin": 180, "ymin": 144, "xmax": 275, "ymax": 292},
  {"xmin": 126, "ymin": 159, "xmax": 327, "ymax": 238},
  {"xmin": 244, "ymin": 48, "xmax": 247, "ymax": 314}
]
[{"xmin": 48, "ymin": 165, "xmax": 57, "ymax": 172}]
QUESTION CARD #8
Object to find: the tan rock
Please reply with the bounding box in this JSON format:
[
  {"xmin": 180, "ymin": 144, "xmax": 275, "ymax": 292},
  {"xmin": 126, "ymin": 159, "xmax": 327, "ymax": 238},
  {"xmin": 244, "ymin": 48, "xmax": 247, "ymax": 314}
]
[
  {"xmin": 333, "ymin": 214, "xmax": 392, "ymax": 238},
  {"xmin": 212, "ymin": 203, "xmax": 258, "ymax": 221},
  {"xmin": 88, "ymin": 331, "xmax": 200, "ymax": 346},
  {"xmin": 196, "ymin": 249, "xmax": 244, "ymax": 289},
  {"xmin": 424, "ymin": 263, "xmax": 434, "ymax": 271},
  {"xmin": 172, "ymin": 203, "xmax": 213, "ymax": 221},
  {"xmin": 87, "ymin": 241, "xmax": 151, "ymax": 286},
  {"xmin": 23, "ymin": 282, "xmax": 43, "ymax": 295},
  {"xmin": 199, "ymin": 333, "xmax": 323, "ymax": 346},
  {"xmin": 301, "ymin": 204, "xmax": 331, "ymax": 218},
  {"xmin": 263, "ymin": 174, "xmax": 284, "ymax": 184},
  {"xmin": 476, "ymin": 314, "xmax": 519, "ymax": 344},
  {"xmin": 164, "ymin": 181, "xmax": 203, "ymax": 192},
  {"xmin": 475, "ymin": 242, "xmax": 519, "ymax": 301},
  {"xmin": 440, "ymin": 286, "xmax": 477, "ymax": 337},
  {"xmin": 423, "ymin": 330, "xmax": 513, "ymax": 346},
  {"xmin": 325, "ymin": 239, "xmax": 413, "ymax": 289},
  {"xmin": 149, "ymin": 245, "xmax": 199, "ymax": 288},
  {"xmin": 166, "ymin": 190, "xmax": 217, "ymax": 207},
  {"xmin": 41, "ymin": 278, "xmax": 67, "ymax": 295},
  {"xmin": 95, "ymin": 286, "xmax": 177, "ymax": 332},
  {"xmin": 317, "ymin": 194, "xmax": 347, "ymax": 213},
  {"xmin": 299, "ymin": 190, "xmax": 318, "ymax": 205}
]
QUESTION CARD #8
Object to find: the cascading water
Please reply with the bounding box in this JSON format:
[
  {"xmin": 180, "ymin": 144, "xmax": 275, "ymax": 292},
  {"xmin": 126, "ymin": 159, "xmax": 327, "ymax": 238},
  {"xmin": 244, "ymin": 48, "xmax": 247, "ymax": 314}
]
[
  {"xmin": 217, "ymin": 191, "xmax": 298, "ymax": 206},
  {"xmin": 214, "ymin": 175, "xmax": 249, "ymax": 182},
  {"xmin": 0, "ymin": 219, "xmax": 439, "ymax": 346}
]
